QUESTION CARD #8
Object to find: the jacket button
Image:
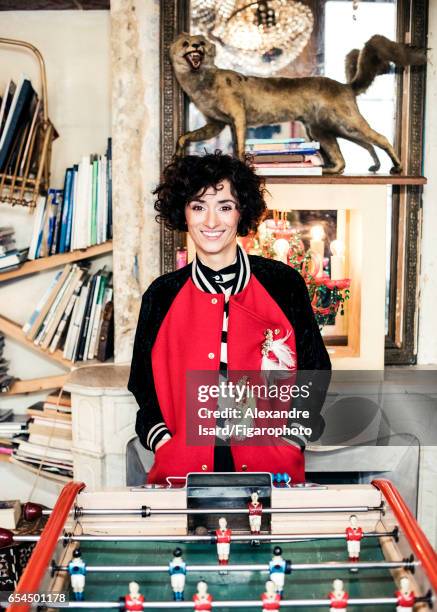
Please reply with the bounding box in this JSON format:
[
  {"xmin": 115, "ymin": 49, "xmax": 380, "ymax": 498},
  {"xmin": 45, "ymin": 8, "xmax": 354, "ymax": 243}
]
[
  {"xmin": 274, "ymin": 329, "xmax": 280, "ymax": 335},
  {"xmin": 241, "ymin": 464, "xmax": 248, "ymax": 471},
  {"xmin": 201, "ymin": 464, "xmax": 208, "ymax": 471},
  {"xmin": 208, "ymin": 352, "xmax": 215, "ymax": 359},
  {"xmin": 211, "ymin": 298, "xmax": 218, "ymax": 304}
]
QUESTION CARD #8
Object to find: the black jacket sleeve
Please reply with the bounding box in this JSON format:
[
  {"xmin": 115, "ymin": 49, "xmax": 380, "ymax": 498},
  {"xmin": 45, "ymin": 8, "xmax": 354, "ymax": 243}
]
[
  {"xmin": 287, "ymin": 268, "xmax": 332, "ymax": 445},
  {"xmin": 127, "ymin": 286, "xmax": 171, "ymax": 453}
]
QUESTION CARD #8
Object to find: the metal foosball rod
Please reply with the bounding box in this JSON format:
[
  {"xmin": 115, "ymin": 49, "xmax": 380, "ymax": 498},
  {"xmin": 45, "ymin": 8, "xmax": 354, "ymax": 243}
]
[
  {"xmin": 70, "ymin": 503, "xmax": 384, "ymax": 518},
  {"xmin": 23, "ymin": 596, "xmax": 431, "ymax": 609},
  {"xmin": 22, "ymin": 502, "xmax": 384, "ymax": 520},
  {"xmin": 0, "ymin": 528, "xmax": 399, "ymax": 547},
  {"xmin": 52, "ymin": 559, "xmax": 419, "ymax": 573}
]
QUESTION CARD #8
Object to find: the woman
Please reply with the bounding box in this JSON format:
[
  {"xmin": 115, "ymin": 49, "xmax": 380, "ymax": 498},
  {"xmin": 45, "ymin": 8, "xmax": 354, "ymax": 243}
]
[{"xmin": 128, "ymin": 151, "xmax": 331, "ymax": 484}]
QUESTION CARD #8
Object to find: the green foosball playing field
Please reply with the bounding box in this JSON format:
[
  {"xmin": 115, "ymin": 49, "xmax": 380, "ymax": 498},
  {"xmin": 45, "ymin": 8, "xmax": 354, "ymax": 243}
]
[{"xmin": 75, "ymin": 537, "xmax": 394, "ymax": 610}]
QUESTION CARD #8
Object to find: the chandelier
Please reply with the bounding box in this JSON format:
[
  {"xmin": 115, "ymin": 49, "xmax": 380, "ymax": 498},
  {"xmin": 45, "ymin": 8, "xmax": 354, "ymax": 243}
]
[{"xmin": 191, "ymin": 0, "xmax": 314, "ymax": 76}]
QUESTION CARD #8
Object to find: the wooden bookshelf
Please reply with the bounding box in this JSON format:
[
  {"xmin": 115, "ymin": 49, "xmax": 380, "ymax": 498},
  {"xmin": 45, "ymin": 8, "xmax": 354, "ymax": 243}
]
[
  {"xmin": 0, "ymin": 241, "xmax": 113, "ymax": 282},
  {"xmin": 265, "ymin": 174, "xmax": 427, "ymax": 185},
  {"xmin": 4, "ymin": 375, "xmax": 68, "ymax": 395},
  {"xmin": 0, "ymin": 314, "xmax": 72, "ymax": 368}
]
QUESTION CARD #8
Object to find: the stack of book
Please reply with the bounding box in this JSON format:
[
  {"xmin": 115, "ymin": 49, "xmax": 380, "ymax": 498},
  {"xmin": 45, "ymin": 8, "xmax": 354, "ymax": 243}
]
[
  {"xmin": 0, "ymin": 332, "xmax": 16, "ymax": 392},
  {"xmin": 247, "ymin": 137, "xmax": 323, "ymax": 176},
  {"xmin": 22, "ymin": 262, "xmax": 114, "ymax": 363},
  {"xmin": 0, "ymin": 226, "xmax": 29, "ymax": 274},
  {"xmin": 0, "ymin": 408, "xmax": 27, "ymax": 461},
  {"xmin": 0, "ymin": 75, "xmax": 42, "ymax": 177},
  {"xmin": 11, "ymin": 390, "xmax": 73, "ymax": 482},
  {"xmin": 28, "ymin": 138, "xmax": 112, "ymax": 259}
]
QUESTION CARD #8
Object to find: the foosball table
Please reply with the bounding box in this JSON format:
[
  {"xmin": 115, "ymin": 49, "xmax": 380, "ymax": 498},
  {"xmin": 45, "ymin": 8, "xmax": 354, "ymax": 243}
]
[{"xmin": 1, "ymin": 474, "xmax": 436, "ymax": 611}]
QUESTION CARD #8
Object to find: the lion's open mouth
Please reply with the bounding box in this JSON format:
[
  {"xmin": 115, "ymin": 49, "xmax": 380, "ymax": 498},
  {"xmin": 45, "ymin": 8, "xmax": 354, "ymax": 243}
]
[{"xmin": 184, "ymin": 50, "xmax": 204, "ymax": 70}]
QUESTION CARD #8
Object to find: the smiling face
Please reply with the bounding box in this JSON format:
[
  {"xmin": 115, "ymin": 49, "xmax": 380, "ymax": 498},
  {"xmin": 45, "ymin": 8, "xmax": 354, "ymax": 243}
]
[
  {"xmin": 170, "ymin": 32, "xmax": 216, "ymax": 75},
  {"xmin": 185, "ymin": 180, "xmax": 240, "ymax": 269}
]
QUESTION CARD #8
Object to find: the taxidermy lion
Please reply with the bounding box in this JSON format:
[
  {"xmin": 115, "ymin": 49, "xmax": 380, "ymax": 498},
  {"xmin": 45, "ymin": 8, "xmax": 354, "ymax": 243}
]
[{"xmin": 170, "ymin": 33, "xmax": 426, "ymax": 174}]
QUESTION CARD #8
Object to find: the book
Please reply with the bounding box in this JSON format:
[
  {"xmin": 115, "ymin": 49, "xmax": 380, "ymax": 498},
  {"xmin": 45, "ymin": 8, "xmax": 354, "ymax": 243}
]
[
  {"xmin": 97, "ymin": 298, "xmax": 114, "ymax": 362},
  {"xmin": 34, "ymin": 265, "xmax": 77, "ymax": 345},
  {"xmin": 0, "ymin": 250, "xmax": 20, "ymax": 270},
  {"xmin": 0, "ymin": 77, "xmax": 36, "ymax": 172},
  {"xmin": 91, "ymin": 155, "xmax": 99, "ymax": 246},
  {"xmin": 9, "ymin": 455, "xmax": 72, "ymax": 484},
  {"xmin": 65, "ymin": 165, "xmax": 78, "ymax": 252},
  {"xmin": 255, "ymin": 165, "xmax": 323, "ymax": 176},
  {"xmin": 14, "ymin": 439, "xmax": 72, "ymax": 463},
  {"xmin": 19, "ymin": 97, "xmax": 41, "ymax": 175},
  {"xmin": 252, "ymin": 147, "xmax": 319, "ymax": 156},
  {"xmin": 0, "ymin": 500, "xmax": 21, "ymax": 529},
  {"xmin": 40, "ymin": 266, "xmax": 85, "ymax": 350},
  {"xmin": 28, "ymin": 195, "xmax": 47, "ymax": 260},
  {"xmin": 84, "ymin": 270, "xmax": 103, "ymax": 359},
  {"xmin": 64, "ymin": 278, "xmax": 90, "ymax": 361},
  {"xmin": 75, "ymin": 273, "xmax": 97, "ymax": 361},
  {"xmin": 88, "ymin": 269, "xmax": 110, "ymax": 358},
  {"xmin": 246, "ymin": 137, "xmax": 305, "ymax": 145},
  {"xmin": 59, "ymin": 168, "xmax": 74, "ymax": 254},
  {"xmin": 49, "ymin": 290, "xmax": 79, "ymax": 354},
  {"xmin": 51, "ymin": 189, "xmax": 64, "ymax": 255},
  {"xmin": 45, "ymin": 389, "xmax": 71, "ymax": 407},
  {"xmin": 107, "ymin": 138, "xmax": 112, "ymax": 239},
  {"xmin": 27, "ymin": 402, "xmax": 71, "ymax": 423},
  {"xmin": 24, "ymin": 265, "xmax": 72, "ymax": 339},
  {"xmin": 0, "ymin": 80, "xmax": 16, "ymax": 141},
  {"xmin": 253, "ymin": 153, "xmax": 306, "ymax": 164}
]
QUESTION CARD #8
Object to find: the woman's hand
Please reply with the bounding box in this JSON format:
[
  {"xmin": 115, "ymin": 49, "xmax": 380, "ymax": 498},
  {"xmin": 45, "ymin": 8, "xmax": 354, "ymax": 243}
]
[{"xmin": 155, "ymin": 434, "xmax": 171, "ymax": 451}]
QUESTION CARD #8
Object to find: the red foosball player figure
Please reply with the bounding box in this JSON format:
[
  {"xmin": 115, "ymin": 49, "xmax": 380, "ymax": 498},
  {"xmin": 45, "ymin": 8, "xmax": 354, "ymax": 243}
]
[
  {"xmin": 395, "ymin": 576, "xmax": 415, "ymax": 612},
  {"xmin": 346, "ymin": 514, "xmax": 363, "ymax": 572},
  {"xmin": 248, "ymin": 491, "xmax": 263, "ymax": 535},
  {"xmin": 216, "ymin": 517, "xmax": 232, "ymax": 565},
  {"xmin": 328, "ymin": 579, "xmax": 349, "ymax": 610},
  {"xmin": 123, "ymin": 581, "xmax": 145, "ymax": 611},
  {"xmin": 261, "ymin": 580, "xmax": 281, "ymax": 612},
  {"xmin": 193, "ymin": 580, "xmax": 212, "ymax": 612}
]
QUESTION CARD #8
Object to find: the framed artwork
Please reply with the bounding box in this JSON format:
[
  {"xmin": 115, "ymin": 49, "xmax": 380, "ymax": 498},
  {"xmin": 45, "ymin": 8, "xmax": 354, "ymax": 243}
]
[{"xmin": 160, "ymin": 0, "xmax": 427, "ymax": 365}]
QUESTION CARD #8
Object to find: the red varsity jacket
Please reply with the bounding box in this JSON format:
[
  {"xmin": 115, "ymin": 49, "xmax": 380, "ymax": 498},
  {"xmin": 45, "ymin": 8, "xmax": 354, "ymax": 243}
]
[{"xmin": 128, "ymin": 255, "xmax": 331, "ymax": 484}]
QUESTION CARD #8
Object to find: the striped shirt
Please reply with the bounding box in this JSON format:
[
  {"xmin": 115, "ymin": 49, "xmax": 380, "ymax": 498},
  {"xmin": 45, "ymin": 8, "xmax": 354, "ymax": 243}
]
[{"xmin": 193, "ymin": 245, "xmax": 251, "ymax": 470}]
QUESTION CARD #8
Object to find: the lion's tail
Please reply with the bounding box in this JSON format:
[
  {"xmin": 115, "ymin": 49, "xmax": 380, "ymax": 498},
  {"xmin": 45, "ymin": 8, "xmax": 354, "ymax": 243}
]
[{"xmin": 345, "ymin": 34, "xmax": 426, "ymax": 96}]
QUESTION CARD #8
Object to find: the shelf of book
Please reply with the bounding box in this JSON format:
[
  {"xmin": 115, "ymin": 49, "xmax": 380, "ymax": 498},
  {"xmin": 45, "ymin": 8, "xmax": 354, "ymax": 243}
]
[
  {"xmin": 0, "ymin": 314, "xmax": 72, "ymax": 368},
  {"xmin": 264, "ymin": 174, "xmax": 427, "ymax": 185},
  {"xmin": 4, "ymin": 375, "xmax": 69, "ymax": 395},
  {"xmin": 0, "ymin": 241, "xmax": 113, "ymax": 282},
  {"xmin": 8, "ymin": 455, "xmax": 72, "ymax": 484}
]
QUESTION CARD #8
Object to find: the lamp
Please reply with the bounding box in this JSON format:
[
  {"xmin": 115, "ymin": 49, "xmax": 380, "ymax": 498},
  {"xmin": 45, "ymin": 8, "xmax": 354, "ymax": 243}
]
[{"xmin": 191, "ymin": 0, "xmax": 314, "ymax": 76}]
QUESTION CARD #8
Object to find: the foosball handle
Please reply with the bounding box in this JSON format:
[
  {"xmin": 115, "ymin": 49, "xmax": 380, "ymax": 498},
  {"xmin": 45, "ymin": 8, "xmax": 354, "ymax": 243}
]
[
  {"xmin": 23, "ymin": 502, "xmax": 43, "ymax": 522},
  {"xmin": 0, "ymin": 528, "xmax": 14, "ymax": 549}
]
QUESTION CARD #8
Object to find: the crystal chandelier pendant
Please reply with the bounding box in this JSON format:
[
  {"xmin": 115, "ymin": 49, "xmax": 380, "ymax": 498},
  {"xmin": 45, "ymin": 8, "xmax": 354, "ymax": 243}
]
[{"xmin": 191, "ymin": 0, "xmax": 314, "ymax": 76}]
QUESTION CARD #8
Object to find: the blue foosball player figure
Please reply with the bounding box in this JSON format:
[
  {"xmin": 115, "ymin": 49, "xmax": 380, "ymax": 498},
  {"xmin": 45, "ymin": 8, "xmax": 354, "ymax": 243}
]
[
  {"xmin": 168, "ymin": 547, "xmax": 186, "ymax": 601},
  {"xmin": 67, "ymin": 548, "xmax": 87, "ymax": 601},
  {"xmin": 269, "ymin": 546, "xmax": 286, "ymax": 597}
]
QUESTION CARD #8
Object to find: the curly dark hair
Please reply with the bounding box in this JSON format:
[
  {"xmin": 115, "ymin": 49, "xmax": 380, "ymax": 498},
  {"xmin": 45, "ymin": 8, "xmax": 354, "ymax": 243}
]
[{"xmin": 153, "ymin": 151, "xmax": 267, "ymax": 236}]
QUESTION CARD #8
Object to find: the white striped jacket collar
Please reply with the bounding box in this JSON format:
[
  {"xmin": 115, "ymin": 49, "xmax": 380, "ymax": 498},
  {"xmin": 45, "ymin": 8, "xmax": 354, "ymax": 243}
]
[{"xmin": 191, "ymin": 244, "xmax": 251, "ymax": 295}]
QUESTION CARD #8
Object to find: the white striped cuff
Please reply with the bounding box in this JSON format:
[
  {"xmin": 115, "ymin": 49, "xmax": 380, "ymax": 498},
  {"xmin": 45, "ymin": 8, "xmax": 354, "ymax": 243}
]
[{"xmin": 147, "ymin": 422, "xmax": 171, "ymax": 452}]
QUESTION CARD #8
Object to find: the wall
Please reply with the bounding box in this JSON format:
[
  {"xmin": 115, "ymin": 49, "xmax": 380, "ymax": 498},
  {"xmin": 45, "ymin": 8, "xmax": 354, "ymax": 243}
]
[
  {"xmin": 0, "ymin": 11, "xmax": 111, "ymax": 504},
  {"xmin": 418, "ymin": 1, "xmax": 437, "ymax": 364}
]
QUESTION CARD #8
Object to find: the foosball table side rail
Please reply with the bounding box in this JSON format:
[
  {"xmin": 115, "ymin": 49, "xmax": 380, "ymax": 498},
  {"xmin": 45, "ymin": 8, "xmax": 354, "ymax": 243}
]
[
  {"xmin": 6, "ymin": 482, "xmax": 85, "ymax": 612},
  {"xmin": 372, "ymin": 478, "xmax": 437, "ymax": 606}
]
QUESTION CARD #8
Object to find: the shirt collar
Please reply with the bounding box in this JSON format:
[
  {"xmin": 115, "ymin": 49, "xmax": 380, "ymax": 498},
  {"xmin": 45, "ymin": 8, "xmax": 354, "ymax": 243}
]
[{"xmin": 192, "ymin": 244, "xmax": 251, "ymax": 294}]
